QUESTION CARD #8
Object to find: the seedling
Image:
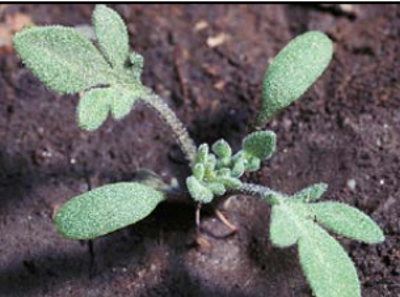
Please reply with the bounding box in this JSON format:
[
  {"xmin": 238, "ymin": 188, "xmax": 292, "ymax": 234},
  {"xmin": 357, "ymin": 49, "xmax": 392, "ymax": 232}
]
[{"xmin": 13, "ymin": 5, "xmax": 384, "ymax": 297}]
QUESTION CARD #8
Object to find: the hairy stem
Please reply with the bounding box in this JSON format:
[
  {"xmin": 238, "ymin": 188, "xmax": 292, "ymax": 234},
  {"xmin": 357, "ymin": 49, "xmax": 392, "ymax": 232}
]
[
  {"xmin": 142, "ymin": 90, "xmax": 197, "ymax": 164},
  {"xmin": 233, "ymin": 183, "xmax": 283, "ymax": 205}
]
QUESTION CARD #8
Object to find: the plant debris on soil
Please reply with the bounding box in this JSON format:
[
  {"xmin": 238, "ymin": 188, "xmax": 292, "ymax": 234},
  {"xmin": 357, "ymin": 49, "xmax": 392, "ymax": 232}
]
[{"xmin": 0, "ymin": 4, "xmax": 399, "ymax": 297}]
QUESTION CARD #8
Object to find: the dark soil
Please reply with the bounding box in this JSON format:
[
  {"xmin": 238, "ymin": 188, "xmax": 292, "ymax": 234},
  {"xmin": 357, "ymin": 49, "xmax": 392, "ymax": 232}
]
[{"xmin": 0, "ymin": 4, "xmax": 399, "ymax": 297}]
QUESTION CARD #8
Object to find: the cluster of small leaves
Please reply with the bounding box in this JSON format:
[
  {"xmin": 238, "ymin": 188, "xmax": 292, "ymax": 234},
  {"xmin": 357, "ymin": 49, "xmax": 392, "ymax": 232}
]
[
  {"xmin": 13, "ymin": 5, "xmax": 147, "ymax": 131},
  {"xmin": 187, "ymin": 131, "xmax": 276, "ymax": 203},
  {"xmin": 267, "ymin": 184, "xmax": 384, "ymax": 297}
]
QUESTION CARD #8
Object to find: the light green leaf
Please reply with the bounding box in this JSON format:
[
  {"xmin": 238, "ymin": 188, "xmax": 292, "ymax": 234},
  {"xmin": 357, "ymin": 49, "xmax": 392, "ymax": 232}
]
[
  {"xmin": 77, "ymin": 88, "xmax": 112, "ymax": 131},
  {"xmin": 212, "ymin": 139, "xmax": 232, "ymax": 159},
  {"xmin": 130, "ymin": 52, "xmax": 144, "ymax": 80},
  {"xmin": 270, "ymin": 203, "xmax": 302, "ymax": 247},
  {"xmin": 208, "ymin": 182, "xmax": 226, "ymax": 196},
  {"xmin": 257, "ymin": 31, "xmax": 333, "ymax": 126},
  {"xmin": 196, "ymin": 144, "xmax": 209, "ymax": 164},
  {"xmin": 192, "ymin": 163, "xmax": 205, "ymax": 180},
  {"xmin": 186, "ymin": 176, "xmax": 213, "ymax": 203},
  {"xmin": 299, "ymin": 221, "xmax": 360, "ymax": 297},
  {"xmin": 293, "ymin": 183, "xmax": 328, "ymax": 202},
  {"xmin": 13, "ymin": 26, "xmax": 110, "ymax": 94},
  {"xmin": 244, "ymin": 156, "xmax": 261, "ymax": 171},
  {"xmin": 308, "ymin": 202, "xmax": 384, "ymax": 244},
  {"xmin": 54, "ymin": 182, "xmax": 165, "ymax": 240},
  {"xmin": 217, "ymin": 176, "xmax": 242, "ymax": 189},
  {"xmin": 231, "ymin": 158, "xmax": 245, "ymax": 178},
  {"xmin": 93, "ymin": 5, "xmax": 129, "ymax": 68},
  {"xmin": 243, "ymin": 131, "xmax": 276, "ymax": 160},
  {"xmin": 110, "ymin": 88, "xmax": 139, "ymax": 120}
]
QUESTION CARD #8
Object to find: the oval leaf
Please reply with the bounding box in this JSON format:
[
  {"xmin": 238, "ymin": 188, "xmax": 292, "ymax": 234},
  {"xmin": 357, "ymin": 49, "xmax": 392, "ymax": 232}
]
[
  {"xmin": 110, "ymin": 88, "xmax": 138, "ymax": 120},
  {"xmin": 308, "ymin": 202, "xmax": 384, "ymax": 244},
  {"xmin": 292, "ymin": 183, "xmax": 328, "ymax": 202},
  {"xmin": 77, "ymin": 88, "xmax": 112, "ymax": 131},
  {"xmin": 186, "ymin": 176, "xmax": 213, "ymax": 204},
  {"xmin": 93, "ymin": 5, "xmax": 129, "ymax": 68},
  {"xmin": 270, "ymin": 204, "xmax": 302, "ymax": 247},
  {"xmin": 243, "ymin": 131, "xmax": 276, "ymax": 160},
  {"xmin": 299, "ymin": 222, "xmax": 360, "ymax": 297},
  {"xmin": 54, "ymin": 182, "xmax": 165, "ymax": 240},
  {"xmin": 13, "ymin": 26, "xmax": 110, "ymax": 94},
  {"xmin": 257, "ymin": 31, "xmax": 333, "ymax": 126}
]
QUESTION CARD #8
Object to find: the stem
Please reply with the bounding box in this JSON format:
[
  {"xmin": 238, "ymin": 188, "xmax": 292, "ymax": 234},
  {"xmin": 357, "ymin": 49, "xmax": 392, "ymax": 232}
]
[
  {"xmin": 142, "ymin": 89, "xmax": 197, "ymax": 165},
  {"xmin": 232, "ymin": 183, "xmax": 284, "ymax": 205}
]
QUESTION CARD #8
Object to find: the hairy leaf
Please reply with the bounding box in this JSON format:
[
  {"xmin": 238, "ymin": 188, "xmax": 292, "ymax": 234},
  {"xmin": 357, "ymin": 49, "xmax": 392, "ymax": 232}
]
[
  {"xmin": 244, "ymin": 156, "xmax": 261, "ymax": 171},
  {"xmin": 13, "ymin": 26, "xmax": 110, "ymax": 94},
  {"xmin": 212, "ymin": 139, "xmax": 232, "ymax": 159},
  {"xmin": 270, "ymin": 203, "xmax": 303, "ymax": 247},
  {"xmin": 243, "ymin": 131, "xmax": 276, "ymax": 160},
  {"xmin": 299, "ymin": 221, "xmax": 360, "ymax": 297},
  {"xmin": 208, "ymin": 182, "xmax": 226, "ymax": 195},
  {"xmin": 130, "ymin": 52, "xmax": 144, "ymax": 80},
  {"xmin": 54, "ymin": 182, "xmax": 165, "ymax": 240},
  {"xmin": 193, "ymin": 163, "xmax": 205, "ymax": 180},
  {"xmin": 196, "ymin": 144, "xmax": 209, "ymax": 164},
  {"xmin": 217, "ymin": 176, "xmax": 242, "ymax": 189},
  {"xmin": 77, "ymin": 88, "xmax": 112, "ymax": 131},
  {"xmin": 231, "ymin": 158, "xmax": 245, "ymax": 178},
  {"xmin": 93, "ymin": 5, "xmax": 129, "ymax": 68},
  {"xmin": 257, "ymin": 31, "xmax": 333, "ymax": 126},
  {"xmin": 110, "ymin": 87, "xmax": 139, "ymax": 120},
  {"xmin": 309, "ymin": 202, "xmax": 384, "ymax": 244},
  {"xmin": 293, "ymin": 183, "xmax": 328, "ymax": 202},
  {"xmin": 186, "ymin": 176, "xmax": 213, "ymax": 203}
]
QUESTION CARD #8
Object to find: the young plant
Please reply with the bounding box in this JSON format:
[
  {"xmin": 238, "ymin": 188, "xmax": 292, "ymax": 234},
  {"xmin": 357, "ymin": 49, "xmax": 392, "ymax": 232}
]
[{"xmin": 13, "ymin": 5, "xmax": 384, "ymax": 297}]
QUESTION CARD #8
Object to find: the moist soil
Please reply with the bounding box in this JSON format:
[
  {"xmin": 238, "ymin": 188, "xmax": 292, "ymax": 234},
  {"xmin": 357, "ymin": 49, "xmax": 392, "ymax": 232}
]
[{"xmin": 0, "ymin": 4, "xmax": 399, "ymax": 297}]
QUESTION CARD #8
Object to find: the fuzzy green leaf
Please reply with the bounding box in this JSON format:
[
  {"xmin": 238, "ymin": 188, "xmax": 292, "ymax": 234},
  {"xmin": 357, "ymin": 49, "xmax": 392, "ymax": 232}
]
[
  {"xmin": 13, "ymin": 26, "xmax": 110, "ymax": 94},
  {"xmin": 77, "ymin": 88, "xmax": 112, "ymax": 131},
  {"xmin": 299, "ymin": 221, "xmax": 360, "ymax": 297},
  {"xmin": 93, "ymin": 5, "xmax": 129, "ymax": 68},
  {"xmin": 293, "ymin": 183, "xmax": 328, "ymax": 202},
  {"xmin": 217, "ymin": 176, "xmax": 242, "ymax": 189},
  {"xmin": 110, "ymin": 88, "xmax": 139, "ymax": 120},
  {"xmin": 257, "ymin": 31, "xmax": 333, "ymax": 126},
  {"xmin": 231, "ymin": 158, "xmax": 245, "ymax": 178},
  {"xmin": 212, "ymin": 139, "xmax": 232, "ymax": 159},
  {"xmin": 193, "ymin": 163, "xmax": 205, "ymax": 180},
  {"xmin": 130, "ymin": 52, "xmax": 144, "ymax": 80},
  {"xmin": 186, "ymin": 176, "xmax": 213, "ymax": 203},
  {"xmin": 244, "ymin": 156, "xmax": 261, "ymax": 171},
  {"xmin": 270, "ymin": 203, "xmax": 303, "ymax": 247},
  {"xmin": 196, "ymin": 144, "xmax": 209, "ymax": 164},
  {"xmin": 243, "ymin": 131, "xmax": 276, "ymax": 160},
  {"xmin": 54, "ymin": 182, "xmax": 165, "ymax": 240},
  {"xmin": 208, "ymin": 182, "xmax": 226, "ymax": 196},
  {"xmin": 309, "ymin": 202, "xmax": 384, "ymax": 244}
]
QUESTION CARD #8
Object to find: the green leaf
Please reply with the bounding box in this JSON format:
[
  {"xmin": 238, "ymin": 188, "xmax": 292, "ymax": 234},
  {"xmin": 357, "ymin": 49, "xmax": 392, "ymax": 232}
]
[
  {"xmin": 186, "ymin": 176, "xmax": 213, "ymax": 203},
  {"xmin": 54, "ymin": 182, "xmax": 165, "ymax": 240},
  {"xmin": 244, "ymin": 156, "xmax": 261, "ymax": 171},
  {"xmin": 217, "ymin": 176, "xmax": 242, "ymax": 189},
  {"xmin": 196, "ymin": 144, "xmax": 209, "ymax": 164},
  {"xmin": 130, "ymin": 52, "xmax": 144, "ymax": 80},
  {"xmin": 93, "ymin": 5, "xmax": 129, "ymax": 68},
  {"xmin": 293, "ymin": 183, "xmax": 328, "ymax": 202},
  {"xmin": 308, "ymin": 202, "xmax": 384, "ymax": 244},
  {"xmin": 110, "ymin": 88, "xmax": 139, "ymax": 120},
  {"xmin": 13, "ymin": 26, "xmax": 110, "ymax": 94},
  {"xmin": 298, "ymin": 221, "xmax": 360, "ymax": 297},
  {"xmin": 208, "ymin": 182, "xmax": 226, "ymax": 196},
  {"xmin": 257, "ymin": 31, "xmax": 333, "ymax": 126},
  {"xmin": 192, "ymin": 163, "xmax": 205, "ymax": 180},
  {"xmin": 77, "ymin": 88, "xmax": 112, "ymax": 131},
  {"xmin": 270, "ymin": 203, "xmax": 303, "ymax": 247},
  {"xmin": 243, "ymin": 131, "xmax": 276, "ymax": 160},
  {"xmin": 231, "ymin": 158, "xmax": 245, "ymax": 178},
  {"xmin": 212, "ymin": 139, "xmax": 232, "ymax": 159}
]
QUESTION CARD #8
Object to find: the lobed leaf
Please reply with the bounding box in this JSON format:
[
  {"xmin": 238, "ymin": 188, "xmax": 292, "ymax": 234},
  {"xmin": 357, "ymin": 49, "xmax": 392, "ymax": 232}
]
[
  {"xmin": 186, "ymin": 176, "xmax": 213, "ymax": 203},
  {"xmin": 13, "ymin": 26, "xmax": 111, "ymax": 94},
  {"xmin": 54, "ymin": 182, "xmax": 165, "ymax": 240},
  {"xmin": 93, "ymin": 5, "xmax": 129, "ymax": 68},
  {"xmin": 257, "ymin": 31, "xmax": 333, "ymax": 126},
  {"xmin": 243, "ymin": 131, "xmax": 276, "ymax": 160},
  {"xmin": 298, "ymin": 221, "xmax": 360, "ymax": 297},
  {"xmin": 308, "ymin": 202, "xmax": 384, "ymax": 244},
  {"xmin": 292, "ymin": 183, "xmax": 328, "ymax": 202},
  {"xmin": 77, "ymin": 88, "xmax": 112, "ymax": 131}
]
